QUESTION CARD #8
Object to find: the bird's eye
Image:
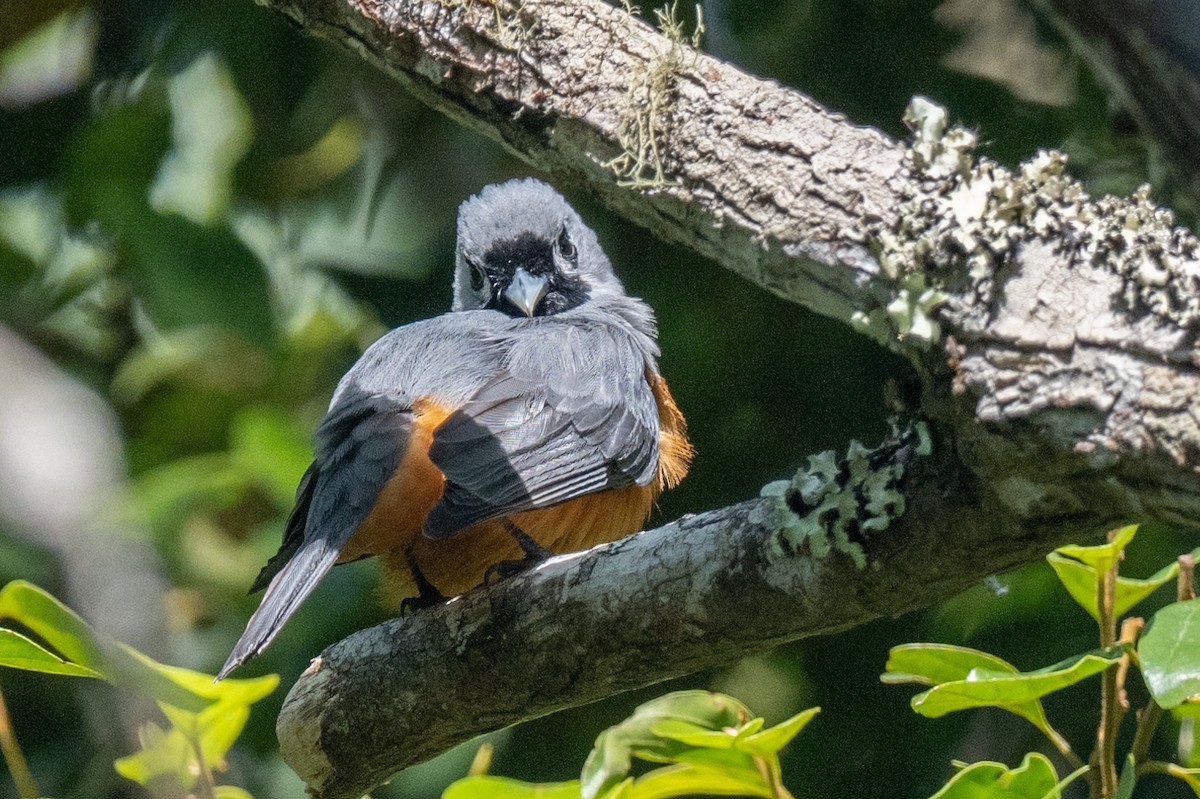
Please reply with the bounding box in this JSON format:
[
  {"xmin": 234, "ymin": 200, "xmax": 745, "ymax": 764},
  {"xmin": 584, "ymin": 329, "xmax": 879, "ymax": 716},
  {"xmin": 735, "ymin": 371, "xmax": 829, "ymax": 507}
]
[
  {"xmin": 556, "ymin": 226, "xmax": 577, "ymax": 263},
  {"xmin": 468, "ymin": 260, "xmax": 487, "ymax": 292}
]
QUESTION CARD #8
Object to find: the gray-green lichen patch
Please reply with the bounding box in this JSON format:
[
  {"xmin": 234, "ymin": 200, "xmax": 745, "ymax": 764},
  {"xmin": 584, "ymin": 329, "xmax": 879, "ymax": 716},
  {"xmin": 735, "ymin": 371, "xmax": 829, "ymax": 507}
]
[
  {"xmin": 760, "ymin": 423, "xmax": 930, "ymax": 569},
  {"xmin": 851, "ymin": 273, "xmax": 945, "ymax": 349},
  {"xmin": 1086, "ymin": 186, "xmax": 1200, "ymax": 329},
  {"xmin": 882, "ymin": 96, "xmax": 1200, "ymax": 336}
]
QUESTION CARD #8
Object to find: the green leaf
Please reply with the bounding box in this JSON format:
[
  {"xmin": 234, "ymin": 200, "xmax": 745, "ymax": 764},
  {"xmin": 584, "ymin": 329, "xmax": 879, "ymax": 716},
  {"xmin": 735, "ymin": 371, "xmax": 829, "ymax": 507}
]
[
  {"xmin": 1114, "ymin": 754, "xmax": 1136, "ymax": 799},
  {"xmin": 626, "ymin": 763, "xmax": 772, "ymax": 799},
  {"xmin": 103, "ymin": 645, "xmax": 209, "ymax": 713},
  {"xmin": 884, "ymin": 644, "xmax": 1054, "ymax": 739},
  {"xmin": 1140, "ymin": 598, "xmax": 1200, "ymax": 708},
  {"xmin": 64, "ymin": 98, "xmax": 273, "ymax": 347},
  {"xmin": 114, "ymin": 667, "xmax": 275, "ymax": 791},
  {"xmin": 910, "ymin": 648, "xmax": 1124, "ymax": 719},
  {"xmin": 884, "ymin": 643, "xmax": 1020, "ymax": 686},
  {"xmin": 1054, "ymin": 526, "xmax": 1137, "ymax": 575},
  {"xmin": 583, "ymin": 691, "xmax": 792, "ymax": 799},
  {"xmin": 117, "ymin": 198, "xmax": 275, "ymax": 347},
  {"xmin": 1047, "ymin": 548, "xmax": 1196, "ymax": 622},
  {"xmin": 114, "ymin": 720, "xmax": 194, "ymax": 787},
  {"xmin": 737, "ymin": 707, "xmax": 820, "ymax": 756},
  {"xmin": 929, "ymin": 752, "xmax": 1059, "ymax": 799},
  {"xmin": 229, "ymin": 406, "xmax": 314, "ymax": 505},
  {"xmin": 64, "ymin": 100, "xmax": 172, "ymax": 225},
  {"xmin": 135, "ymin": 653, "xmax": 278, "ymax": 707},
  {"xmin": 0, "ymin": 580, "xmax": 275, "ymax": 713},
  {"xmin": 213, "ymin": 787, "xmax": 254, "ymax": 799},
  {"xmin": 0, "ymin": 579, "xmax": 108, "ymax": 671},
  {"xmin": 0, "ymin": 629, "xmax": 103, "ymax": 678},
  {"xmin": 161, "ymin": 700, "xmax": 247, "ymax": 772},
  {"xmin": 443, "ymin": 776, "xmax": 582, "ymax": 799},
  {"xmin": 1162, "ymin": 766, "xmax": 1200, "ymax": 797},
  {"xmin": 149, "ymin": 53, "xmax": 253, "ymax": 225},
  {"xmin": 581, "ymin": 691, "xmax": 754, "ymax": 799},
  {"xmin": 648, "ymin": 719, "xmax": 740, "ymax": 749}
]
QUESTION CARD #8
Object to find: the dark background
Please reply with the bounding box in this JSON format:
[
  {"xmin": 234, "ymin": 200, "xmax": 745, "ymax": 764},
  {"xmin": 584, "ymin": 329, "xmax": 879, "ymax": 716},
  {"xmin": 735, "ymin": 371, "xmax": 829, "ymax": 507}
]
[{"xmin": 0, "ymin": 0, "xmax": 1195, "ymax": 797}]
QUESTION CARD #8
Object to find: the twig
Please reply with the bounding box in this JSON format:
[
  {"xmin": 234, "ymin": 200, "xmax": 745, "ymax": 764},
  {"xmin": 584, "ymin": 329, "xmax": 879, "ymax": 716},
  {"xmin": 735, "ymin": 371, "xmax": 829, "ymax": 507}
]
[
  {"xmin": 1091, "ymin": 531, "xmax": 1123, "ymax": 799},
  {"xmin": 1044, "ymin": 722, "xmax": 1087, "ymax": 772},
  {"xmin": 0, "ymin": 682, "xmax": 39, "ymax": 799},
  {"xmin": 1179, "ymin": 554, "xmax": 1196, "ymax": 602}
]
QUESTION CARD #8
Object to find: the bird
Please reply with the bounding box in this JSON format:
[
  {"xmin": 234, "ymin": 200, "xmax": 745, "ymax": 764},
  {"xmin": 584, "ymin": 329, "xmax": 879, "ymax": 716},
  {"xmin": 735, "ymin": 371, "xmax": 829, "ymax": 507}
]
[{"xmin": 217, "ymin": 178, "xmax": 692, "ymax": 679}]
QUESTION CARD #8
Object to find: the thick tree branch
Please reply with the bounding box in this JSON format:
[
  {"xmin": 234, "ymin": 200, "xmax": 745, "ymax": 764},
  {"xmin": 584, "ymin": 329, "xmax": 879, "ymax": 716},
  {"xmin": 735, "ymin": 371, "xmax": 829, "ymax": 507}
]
[
  {"xmin": 259, "ymin": 0, "xmax": 905, "ymax": 322},
  {"xmin": 250, "ymin": 0, "xmax": 1200, "ymax": 795},
  {"xmin": 280, "ymin": 433, "xmax": 1111, "ymax": 799}
]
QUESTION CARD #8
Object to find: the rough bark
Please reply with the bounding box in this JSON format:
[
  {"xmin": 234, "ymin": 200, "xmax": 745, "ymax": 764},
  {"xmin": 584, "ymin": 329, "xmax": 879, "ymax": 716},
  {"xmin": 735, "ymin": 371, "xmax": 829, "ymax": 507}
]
[
  {"xmin": 248, "ymin": 0, "xmax": 1200, "ymax": 796},
  {"xmin": 280, "ymin": 452, "xmax": 1093, "ymax": 799}
]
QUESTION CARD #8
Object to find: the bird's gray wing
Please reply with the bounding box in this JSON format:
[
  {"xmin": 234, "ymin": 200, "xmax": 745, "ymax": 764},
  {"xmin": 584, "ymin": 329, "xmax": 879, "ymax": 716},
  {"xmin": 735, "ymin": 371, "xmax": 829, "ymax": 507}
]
[
  {"xmin": 219, "ymin": 312, "xmax": 513, "ymax": 678},
  {"xmin": 424, "ymin": 321, "xmax": 660, "ymax": 539},
  {"xmin": 218, "ymin": 389, "xmax": 413, "ymax": 678}
]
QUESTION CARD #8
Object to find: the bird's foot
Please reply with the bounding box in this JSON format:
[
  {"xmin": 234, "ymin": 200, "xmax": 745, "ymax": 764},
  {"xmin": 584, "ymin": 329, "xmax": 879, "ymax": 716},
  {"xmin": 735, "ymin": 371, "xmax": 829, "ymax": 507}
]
[
  {"xmin": 483, "ymin": 554, "xmax": 543, "ymax": 586},
  {"xmin": 400, "ymin": 558, "xmax": 448, "ymax": 614},
  {"xmin": 483, "ymin": 520, "xmax": 555, "ymax": 586}
]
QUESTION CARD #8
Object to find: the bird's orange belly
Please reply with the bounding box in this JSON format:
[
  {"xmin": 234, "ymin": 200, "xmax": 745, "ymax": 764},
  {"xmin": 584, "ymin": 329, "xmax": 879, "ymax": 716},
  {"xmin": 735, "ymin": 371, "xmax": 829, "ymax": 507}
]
[{"xmin": 342, "ymin": 374, "xmax": 692, "ymax": 606}]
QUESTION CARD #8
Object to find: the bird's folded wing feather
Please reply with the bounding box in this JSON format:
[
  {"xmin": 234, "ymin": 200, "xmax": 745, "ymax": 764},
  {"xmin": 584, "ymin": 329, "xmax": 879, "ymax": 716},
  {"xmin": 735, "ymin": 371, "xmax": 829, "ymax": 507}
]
[{"xmin": 424, "ymin": 322, "xmax": 659, "ymax": 539}]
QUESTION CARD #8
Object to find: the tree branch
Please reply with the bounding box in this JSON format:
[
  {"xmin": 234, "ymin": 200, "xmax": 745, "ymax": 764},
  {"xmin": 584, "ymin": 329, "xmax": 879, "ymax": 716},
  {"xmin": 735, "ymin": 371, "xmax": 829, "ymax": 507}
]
[
  {"xmin": 250, "ymin": 0, "xmax": 1200, "ymax": 795},
  {"xmin": 257, "ymin": 0, "xmax": 905, "ymax": 322},
  {"xmin": 279, "ymin": 430, "xmax": 1099, "ymax": 799}
]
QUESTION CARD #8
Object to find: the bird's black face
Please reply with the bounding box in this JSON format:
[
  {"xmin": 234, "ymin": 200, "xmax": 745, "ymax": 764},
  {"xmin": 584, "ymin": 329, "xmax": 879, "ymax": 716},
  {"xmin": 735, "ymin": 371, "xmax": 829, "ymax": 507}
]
[{"xmin": 469, "ymin": 228, "xmax": 591, "ymax": 318}]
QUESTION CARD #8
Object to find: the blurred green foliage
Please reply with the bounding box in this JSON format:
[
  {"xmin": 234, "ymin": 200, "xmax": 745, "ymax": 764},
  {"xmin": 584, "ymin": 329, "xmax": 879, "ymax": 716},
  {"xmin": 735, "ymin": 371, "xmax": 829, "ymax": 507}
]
[{"xmin": 0, "ymin": 0, "xmax": 1195, "ymax": 797}]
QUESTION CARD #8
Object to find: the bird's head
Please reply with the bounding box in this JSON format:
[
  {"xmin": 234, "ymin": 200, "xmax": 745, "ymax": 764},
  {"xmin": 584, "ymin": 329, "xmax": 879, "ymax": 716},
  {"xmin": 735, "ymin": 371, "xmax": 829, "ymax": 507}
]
[{"xmin": 452, "ymin": 178, "xmax": 625, "ymax": 317}]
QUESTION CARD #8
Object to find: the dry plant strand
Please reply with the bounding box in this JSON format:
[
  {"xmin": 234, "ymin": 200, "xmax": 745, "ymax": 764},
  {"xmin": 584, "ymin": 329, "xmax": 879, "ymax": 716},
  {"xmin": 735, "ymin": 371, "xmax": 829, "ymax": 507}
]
[{"xmin": 603, "ymin": 0, "xmax": 704, "ymax": 187}]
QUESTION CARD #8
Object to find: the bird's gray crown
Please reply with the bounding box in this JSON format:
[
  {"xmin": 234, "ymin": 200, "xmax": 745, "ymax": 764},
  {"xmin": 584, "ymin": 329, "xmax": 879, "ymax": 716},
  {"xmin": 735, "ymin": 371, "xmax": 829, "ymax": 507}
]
[{"xmin": 452, "ymin": 178, "xmax": 626, "ymax": 313}]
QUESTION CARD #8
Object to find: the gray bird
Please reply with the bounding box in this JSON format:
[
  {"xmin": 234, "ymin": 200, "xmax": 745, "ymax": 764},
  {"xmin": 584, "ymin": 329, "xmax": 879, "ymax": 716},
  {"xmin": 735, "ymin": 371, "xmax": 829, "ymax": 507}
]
[{"xmin": 218, "ymin": 178, "xmax": 692, "ymax": 679}]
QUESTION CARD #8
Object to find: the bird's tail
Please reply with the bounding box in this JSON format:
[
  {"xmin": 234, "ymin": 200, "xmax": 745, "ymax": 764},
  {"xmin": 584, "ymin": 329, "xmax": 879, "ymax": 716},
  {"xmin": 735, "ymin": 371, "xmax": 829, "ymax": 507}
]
[{"xmin": 216, "ymin": 539, "xmax": 341, "ymax": 680}]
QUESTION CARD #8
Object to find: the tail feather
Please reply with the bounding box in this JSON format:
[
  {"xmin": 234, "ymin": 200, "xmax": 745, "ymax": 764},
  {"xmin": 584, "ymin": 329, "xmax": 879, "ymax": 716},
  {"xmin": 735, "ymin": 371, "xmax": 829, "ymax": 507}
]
[
  {"xmin": 216, "ymin": 539, "xmax": 341, "ymax": 680},
  {"xmin": 249, "ymin": 463, "xmax": 318, "ymax": 594}
]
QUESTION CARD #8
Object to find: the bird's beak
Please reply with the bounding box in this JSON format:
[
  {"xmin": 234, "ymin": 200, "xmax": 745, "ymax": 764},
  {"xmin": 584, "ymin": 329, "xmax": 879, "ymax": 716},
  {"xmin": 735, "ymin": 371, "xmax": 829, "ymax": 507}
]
[{"xmin": 504, "ymin": 267, "xmax": 549, "ymax": 317}]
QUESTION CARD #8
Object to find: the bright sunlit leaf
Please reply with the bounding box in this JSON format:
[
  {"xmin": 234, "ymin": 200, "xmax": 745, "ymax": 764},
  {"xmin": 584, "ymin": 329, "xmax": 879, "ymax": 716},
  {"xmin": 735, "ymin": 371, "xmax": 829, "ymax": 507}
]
[
  {"xmin": 1159, "ymin": 765, "xmax": 1200, "ymax": 797},
  {"xmin": 929, "ymin": 752, "xmax": 1059, "ymax": 799},
  {"xmin": 1054, "ymin": 526, "xmax": 1137, "ymax": 575},
  {"xmin": 736, "ymin": 707, "xmax": 820, "ymax": 756},
  {"xmin": 213, "ymin": 787, "xmax": 255, "ymax": 799},
  {"xmin": 1047, "ymin": 552, "xmax": 1180, "ymax": 621},
  {"xmin": 149, "ymin": 53, "xmax": 253, "ymax": 225},
  {"xmin": 625, "ymin": 763, "xmax": 772, "ymax": 799},
  {"xmin": 0, "ymin": 579, "xmax": 108, "ymax": 671},
  {"xmin": 114, "ymin": 720, "xmax": 194, "ymax": 786},
  {"xmin": 578, "ymin": 691, "xmax": 812, "ymax": 799},
  {"xmin": 884, "ymin": 643, "xmax": 1020, "ymax": 686},
  {"xmin": 909, "ymin": 648, "xmax": 1124, "ymax": 718},
  {"xmin": 581, "ymin": 690, "xmax": 754, "ymax": 799},
  {"xmin": 444, "ymin": 776, "xmax": 582, "ymax": 799},
  {"xmin": 884, "ymin": 644, "xmax": 1056, "ymax": 740},
  {"xmin": 0, "ymin": 580, "xmax": 276, "ymax": 712},
  {"xmin": 1140, "ymin": 599, "xmax": 1200, "ymax": 708},
  {"xmin": 0, "ymin": 628, "xmax": 103, "ymax": 678}
]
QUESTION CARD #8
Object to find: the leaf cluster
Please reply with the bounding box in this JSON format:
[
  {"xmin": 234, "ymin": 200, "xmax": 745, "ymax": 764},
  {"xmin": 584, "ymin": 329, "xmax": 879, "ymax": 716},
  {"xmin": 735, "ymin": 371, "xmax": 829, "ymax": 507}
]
[
  {"xmin": 0, "ymin": 580, "xmax": 276, "ymax": 799},
  {"xmin": 884, "ymin": 526, "xmax": 1200, "ymax": 799},
  {"xmin": 446, "ymin": 690, "xmax": 817, "ymax": 799}
]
